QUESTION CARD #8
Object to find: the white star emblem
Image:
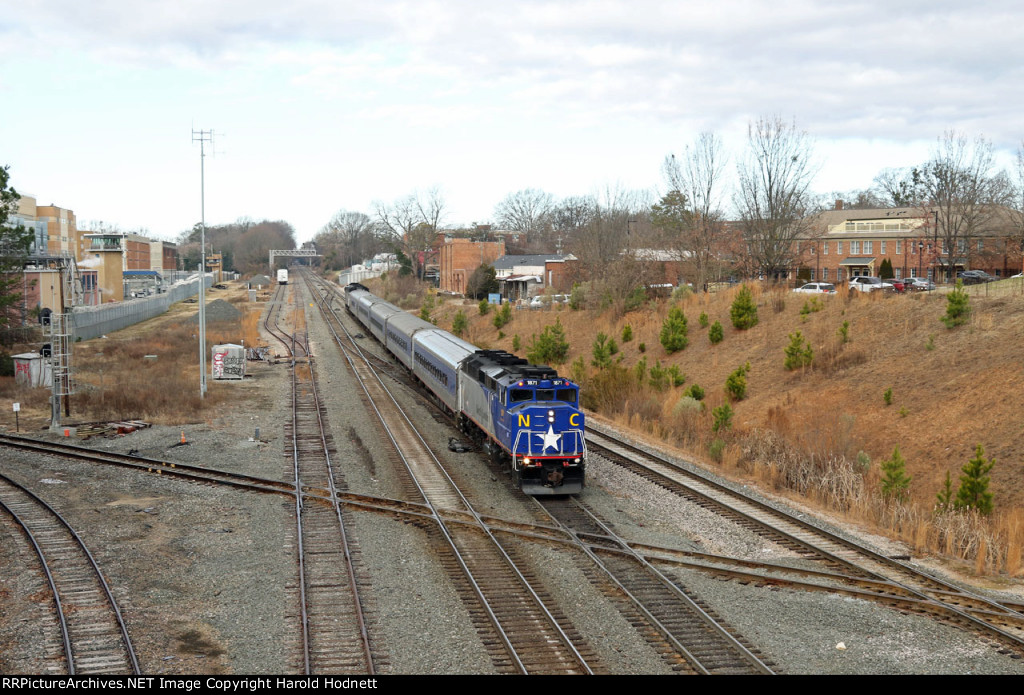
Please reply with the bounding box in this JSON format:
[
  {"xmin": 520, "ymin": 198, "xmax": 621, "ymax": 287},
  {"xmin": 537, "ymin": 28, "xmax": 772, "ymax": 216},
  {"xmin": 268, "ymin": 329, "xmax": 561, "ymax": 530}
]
[{"xmin": 537, "ymin": 425, "xmax": 562, "ymax": 452}]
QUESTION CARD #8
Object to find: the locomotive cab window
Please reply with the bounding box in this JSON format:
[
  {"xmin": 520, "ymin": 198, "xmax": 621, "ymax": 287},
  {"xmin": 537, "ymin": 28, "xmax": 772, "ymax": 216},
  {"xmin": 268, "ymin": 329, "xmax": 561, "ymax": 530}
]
[
  {"xmin": 510, "ymin": 389, "xmax": 532, "ymax": 403},
  {"xmin": 536, "ymin": 389, "xmax": 555, "ymax": 402},
  {"xmin": 556, "ymin": 389, "xmax": 577, "ymax": 404}
]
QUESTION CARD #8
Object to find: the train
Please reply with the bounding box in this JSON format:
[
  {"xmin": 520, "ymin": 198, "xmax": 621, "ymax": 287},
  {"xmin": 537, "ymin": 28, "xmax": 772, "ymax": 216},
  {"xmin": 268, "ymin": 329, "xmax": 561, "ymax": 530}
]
[
  {"xmin": 343, "ymin": 282, "xmax": 586, "ymax": 494},
  {"xmin": 277, "ymin": 268, "xmax": 289, "ymax": 285}
]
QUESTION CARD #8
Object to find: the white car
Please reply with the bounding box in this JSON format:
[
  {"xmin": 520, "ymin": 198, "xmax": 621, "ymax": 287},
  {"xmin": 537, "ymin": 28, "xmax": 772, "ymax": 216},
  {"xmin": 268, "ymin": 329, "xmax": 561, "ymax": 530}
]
[
  {"xmin": 849, "ymin": 276, "xmax": 894, "ymax": 293},
  {"xmin": 792, "ymin": 282, "xmax": 836, "ymax": 294}
]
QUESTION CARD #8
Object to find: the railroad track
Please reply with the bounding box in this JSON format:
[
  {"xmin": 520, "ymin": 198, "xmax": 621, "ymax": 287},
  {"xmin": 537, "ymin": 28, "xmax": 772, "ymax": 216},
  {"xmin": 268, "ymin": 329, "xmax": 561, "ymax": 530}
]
[
  {"xmin": 586, "ymin": 425, "xmax": 1024, "ymax": 653},
  {"xmin": 536, "ymin": 496, "xmax": 774, "ymax": 674},
  {"xmin": 0, "ymin": 472, "xmax": 138, "ymax": 675},
  {"xmin": 266, "ymin": 278, "xmax": 380, "ymax": 675},
  {"xmin": 306, "ymin": 271, "xmax": 598, "ymax": 674}
]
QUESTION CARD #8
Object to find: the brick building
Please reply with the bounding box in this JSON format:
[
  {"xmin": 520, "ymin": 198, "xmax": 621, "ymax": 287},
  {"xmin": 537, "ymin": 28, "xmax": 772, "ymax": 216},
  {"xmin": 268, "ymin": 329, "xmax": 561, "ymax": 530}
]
[{"xmin": 438, "ymin": 238, "xmax": 506, "ymax": 295}]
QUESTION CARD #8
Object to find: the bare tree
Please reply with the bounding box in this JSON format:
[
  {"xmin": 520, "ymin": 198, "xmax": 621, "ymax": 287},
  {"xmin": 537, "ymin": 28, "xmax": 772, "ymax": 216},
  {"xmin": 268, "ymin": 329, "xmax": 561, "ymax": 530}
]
[
  {"xmin": 872, "ymin": 167, "xmax": 927, "ymax": 207},
  {"xmin": 315, "ymin": 210, "xmax": 382, "ymax": 270},
  {"xmin": 375, "ymin": 188, "xmax": 446, "ymax": 279},
  {"xmin": 493, "ymin": 188, "xmax": 555, "ymax": 249},
  {"xmin": 735, "ymin": 116, "xmax": 821, "ymax": 280},
  {"xmin": 917, "ymin": 132, "xmax": 1008, "ymax": 280},
  {"xmin": 659, "ymin": 132, "xmax": 728, "ymax": 288}
]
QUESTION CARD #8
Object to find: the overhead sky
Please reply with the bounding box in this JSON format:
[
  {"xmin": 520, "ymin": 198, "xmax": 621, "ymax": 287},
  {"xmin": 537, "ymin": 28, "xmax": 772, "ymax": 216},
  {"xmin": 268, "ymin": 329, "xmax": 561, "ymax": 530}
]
[{"xmin": 2, "ymin": 1, "xmax": 1021, "ymax": 244}]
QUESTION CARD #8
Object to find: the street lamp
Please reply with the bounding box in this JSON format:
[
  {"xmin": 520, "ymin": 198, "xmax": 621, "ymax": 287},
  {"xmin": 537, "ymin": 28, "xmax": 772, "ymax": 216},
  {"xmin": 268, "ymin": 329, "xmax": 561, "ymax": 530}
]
[{"xmin": 918, "ymin": 241, "xmax": 923, "ymax": 279}]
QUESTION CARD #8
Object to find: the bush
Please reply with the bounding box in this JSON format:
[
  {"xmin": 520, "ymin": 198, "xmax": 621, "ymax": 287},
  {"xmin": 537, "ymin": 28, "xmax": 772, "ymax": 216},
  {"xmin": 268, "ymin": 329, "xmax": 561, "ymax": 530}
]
[
  {"xmin": 942, "ymin": 280, "xmax": 970, "ymax": 328},
  {"xmin": 880, "ymin": 446, "xmax": 911, "ymax": 502},
  {"xmin": 493, "ymin": 302, "xmax": 512, "ymax": 330},
  {"xmin": 569, "ymin": 283, "xmax": 586, "ymax": 311},
  {"xmin": 648, "ymin": 361, "xmax": 670, "ymax": 391},
  {"xmin": 512, "ymin": 334, "xmax": 521, "ymax": 351},
  {"xmin": 638, "ymin": 342, "xmax": 646, "ymax": 353},
  {"xmin": 624, "ymin": 287, "xmax": 648, "ymax": 312},
  {"xmin": 526, "ymin": 319, "xmax": 570, "ymax": 365},
  {"xmin": 708, "ymin": 438, "xmax": 726, "ymax": 462},
  {"xmin": 708, "ymin": 320, "xmax": 723, "ymax": 344},
  {"xmin": 725, "ymin": 362, "xmax": 750, "ymax": 401},
  {"xmin": 667, "ymin": 365, "xmax": 686, "ymax": 387},
  {"xmin": 955, "ymin": 444, "xmax": 995, "ymax": 515},
  {"xmin": 712, "ymin": 403, "xmax": 733, "ymax": 432},
  {"xmin": 621, "ymin": 324, "xmax": 633, "ymax": 343},
  {"xmin": 685, "ymin": 383, "xmax": 704, "ymax": 400},
  {"xmin": 883, "ymin": 387, "xmax": 893, "ymax": 406},
  {"xmin": 783, "ymin": 331, "xmax": 813, "ymax": 370},
  {"xmin": 698, "ymin": 311, "xmax": 709, "ymax": 328},
  {"xmin": 478, "ymin": 298, "xmax": 491, "ymax": 316},
  {"xmin": 660, "ymin": 305, "xmax": 689, "ymax": 353},
  {"xmin": 730, "ymin": 284, "xmax": 758, "ymax": 330},
  {"xmin": 451, "ymin": 310, "xmax": 468, "ymax": 337},
  {"xmin": 419, "ymin": 295, "xmax": 434, "ymax": 323},
  {"xmin": 591, "ymin": 332, "xmax": 614, "ymax": 369},
  {"xmin": 634, "ymin": 356, "xmax": 647, "ymax": 384},
  {"xmin": 838, "ymin": 320, "xmax": 850, "ymax": 344}
]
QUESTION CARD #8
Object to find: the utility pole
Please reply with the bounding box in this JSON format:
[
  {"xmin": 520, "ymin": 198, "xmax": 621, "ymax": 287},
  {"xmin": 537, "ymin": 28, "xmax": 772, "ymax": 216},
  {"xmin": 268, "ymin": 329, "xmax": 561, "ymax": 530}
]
[{"xmin": 192, "ymin": 128, "xmax": 213, "ymax": 398}]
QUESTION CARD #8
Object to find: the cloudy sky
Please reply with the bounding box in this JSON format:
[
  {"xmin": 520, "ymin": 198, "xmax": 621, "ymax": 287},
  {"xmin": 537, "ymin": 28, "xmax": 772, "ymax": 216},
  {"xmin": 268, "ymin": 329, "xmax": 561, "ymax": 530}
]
[{"xmin": 2, "ymin": 1, "xmax": 1021, "ymax": 244}]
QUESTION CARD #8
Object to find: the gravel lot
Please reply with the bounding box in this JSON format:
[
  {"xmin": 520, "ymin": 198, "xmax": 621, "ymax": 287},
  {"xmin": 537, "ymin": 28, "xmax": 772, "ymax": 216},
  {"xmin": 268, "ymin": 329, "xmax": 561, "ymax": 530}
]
[{"xmin": 2, "ymin": 282, "xmax": 1024, "ymax": 675}]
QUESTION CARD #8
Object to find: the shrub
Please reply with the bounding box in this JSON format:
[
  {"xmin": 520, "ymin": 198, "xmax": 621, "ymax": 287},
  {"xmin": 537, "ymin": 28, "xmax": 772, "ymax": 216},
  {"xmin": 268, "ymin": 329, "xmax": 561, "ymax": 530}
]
[
  {"xmin": 419, "ymin": 295, "xmax": 434, "ymax": 322},
  {"xmin": 941, "ymin": 280, "xmax": 970, "ymax": 328},
  {"xmin": 783, "ymin": 332, "xmax": 813, "ymax": 370},
  {"xmin": 712, "ymin": 403, "xmax": 733, "ymax": 432},
  {"xmin": 638, "ymin": 342, "xmax": 646, "ymax": 353},
  {"xmin": 569, "ymin": 283, "xmax": 586, "ymax": 311},
  {"xmin": 451, "ymin": 310, "xmax": 467, "ymax": 337},
  {"xmin": 621, "ymin": 324, "xmax": 633, "ymax": 342},
  {"xmin": 925, "ymin": 334, "xmax": 935, "ymax": 351},
  {"xmin": 955, "ymin": 444, "xmax": 995, "ymax": 515},
  {"xmin": 667, "ymin": 365, "xmax": 686, "ymax": 387},
  {"xmin": 708, "ymin": 320, "xmax": 723, "ymax": 344},
  {"xmin": 883, "ymin": 387, "xmax": 893, "ymax": 406},
  {"xmin": 730, "ymin": 284, "xmax": 758, "ymax": 330},
  {"xmin": 660, "ymin": 305, "xmax": 689, "ymax": 353},
  {"xmin": 512, "ymin": 334, "xmax": 521, "ymax": 351},
  {"xmin": 725, "ymin": 362, "xmax": 750, "ymax": 401},
  {"xmin": 709, "ymin": 438, "xmax": 726, "ymax": 462},
  {"xmin": 591, "ymin": 332, "xmax": 614, "ymax": 369},
  {"xmin": 624, "ymin": 287, "xmax": 648, "ymax": 312},
  {"xmin": 570, "ymin": 356, "xmax": 587, "ymax": 385},
  {"xmin": 685, "ymin": 383, "xmax": 704, "ymax": 401},
  {"xmin": 698, "ymin": 312, "xmax": 709, "ymax": 328},
  {"xmin": 648, "ymin": 361, "xmax": 670, "ymax": 391},
  {"xmin": 800, "ymin": 297, "xmax": 823, "ymax": 319},
  {"xmin": 880, "ymin": 445, "xmax": 912, "ymax": 502},
  {"xmin": 478, "ymin": 299, "xmax": 491, "ymax": 316},
  {"xmin": 526, "ymin": 319, "xmax": 570, "ymax": 365},
  {"xmin": 493, "ymin": 302, "xmax": 512, "ymax": 330},
  {"xmin": 838, "ymin": 320, "xmax": 850, "ymax": 344},
  {"xmin": 634, "ymin": 356, "xmax": 647, "ymax": 384}
]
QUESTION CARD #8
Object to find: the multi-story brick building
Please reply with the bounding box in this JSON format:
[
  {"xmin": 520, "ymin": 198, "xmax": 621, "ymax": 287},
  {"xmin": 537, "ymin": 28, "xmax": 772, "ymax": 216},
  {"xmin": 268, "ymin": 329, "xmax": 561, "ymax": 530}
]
[
  {"xmin": 438, "ymin": 238, "xmax": 505, "ymax": 295},
  {"xmin": 799, "ymin": 203, "xmax": 1021, "ymax": 284}
]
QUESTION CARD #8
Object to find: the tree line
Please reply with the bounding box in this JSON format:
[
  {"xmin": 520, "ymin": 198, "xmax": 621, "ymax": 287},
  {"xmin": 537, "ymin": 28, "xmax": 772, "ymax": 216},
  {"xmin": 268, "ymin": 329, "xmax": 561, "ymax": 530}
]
[{"xmin": 313, "ymin": 117, "xmax": 1024, "ymax": 305}]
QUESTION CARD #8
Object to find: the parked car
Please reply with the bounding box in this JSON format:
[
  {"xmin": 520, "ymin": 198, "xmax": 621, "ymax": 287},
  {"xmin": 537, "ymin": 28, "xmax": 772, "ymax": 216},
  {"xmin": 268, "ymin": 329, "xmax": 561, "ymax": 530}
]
[
  {"xmin": 887, "ymin": 278, "xmax": 906, "ymax": 293},
  {"xmin": 792, "ymin": 282, "xmax": 836, "ymax": 294},
  {"xmin": 958, "ymin": 270, "xmax": 995, "ymax": 285},
  {"xmin": 848, "ymin": 276, "xmax": 894, "ymax": 293},
  {"xmin": 903, "ymin": 276, "xmax": 935, "ymax": 291}
]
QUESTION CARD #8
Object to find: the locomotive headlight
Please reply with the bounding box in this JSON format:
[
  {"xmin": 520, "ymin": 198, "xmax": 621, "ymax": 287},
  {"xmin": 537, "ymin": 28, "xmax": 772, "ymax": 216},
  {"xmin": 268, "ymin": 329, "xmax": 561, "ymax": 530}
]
[
  {"xmin": 523, "ymin": 457, "xmax": 531, "ymax": 465},
  {"xmin": 547, "ymin": 409, "xmax": 555, "ymax": 423}
]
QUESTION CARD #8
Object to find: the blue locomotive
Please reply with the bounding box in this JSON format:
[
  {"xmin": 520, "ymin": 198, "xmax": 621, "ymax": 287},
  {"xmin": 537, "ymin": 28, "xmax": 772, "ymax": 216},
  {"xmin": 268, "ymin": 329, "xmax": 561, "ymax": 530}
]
[{"xmin": 344, "ymin": 283, "xmax": 586, "ymax": 494}]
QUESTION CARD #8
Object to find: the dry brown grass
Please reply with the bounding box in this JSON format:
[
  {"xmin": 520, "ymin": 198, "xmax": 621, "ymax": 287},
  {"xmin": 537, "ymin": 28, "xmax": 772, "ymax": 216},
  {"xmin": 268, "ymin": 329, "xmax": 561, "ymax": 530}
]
[{"xmin": 455, "ymin": 278, "xmax": 1024, "ymax": 579}]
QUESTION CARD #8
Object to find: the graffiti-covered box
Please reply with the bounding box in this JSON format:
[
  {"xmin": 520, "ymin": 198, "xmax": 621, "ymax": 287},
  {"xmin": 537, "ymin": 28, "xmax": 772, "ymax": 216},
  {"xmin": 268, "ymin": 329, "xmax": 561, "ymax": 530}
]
[{"xmin": 212, "ymin": 344, "xmax": 246, "ymax": 380}]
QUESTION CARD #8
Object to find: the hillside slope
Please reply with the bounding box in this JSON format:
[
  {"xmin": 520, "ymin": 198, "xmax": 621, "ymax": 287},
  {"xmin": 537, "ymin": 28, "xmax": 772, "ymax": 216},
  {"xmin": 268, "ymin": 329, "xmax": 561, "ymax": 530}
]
[{"xmin": 435, "ymin": 281, "xmax": 1024, "ymax": 513}]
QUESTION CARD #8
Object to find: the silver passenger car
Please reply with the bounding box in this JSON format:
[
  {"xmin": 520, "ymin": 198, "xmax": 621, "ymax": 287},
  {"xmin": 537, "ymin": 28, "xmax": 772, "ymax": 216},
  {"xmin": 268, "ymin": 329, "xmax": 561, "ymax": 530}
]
[
  {"xmin": 385, "ymin": 311, "xmax": 436, "ymax": 369},
  {"xmin": 411, "ymin": 330, "xmax": 476, "ymax": 412}
]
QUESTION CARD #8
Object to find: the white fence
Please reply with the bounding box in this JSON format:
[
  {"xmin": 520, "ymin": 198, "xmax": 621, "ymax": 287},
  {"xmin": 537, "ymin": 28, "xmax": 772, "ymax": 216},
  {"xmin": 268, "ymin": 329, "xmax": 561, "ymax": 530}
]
[{"xmin": 71, "ymin": 275, "xmax": 214, "ymax": 340}]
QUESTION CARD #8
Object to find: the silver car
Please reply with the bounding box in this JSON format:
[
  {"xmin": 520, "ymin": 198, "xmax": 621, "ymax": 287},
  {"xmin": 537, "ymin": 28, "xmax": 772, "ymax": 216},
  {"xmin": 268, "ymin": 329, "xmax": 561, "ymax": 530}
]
[
  {"xmin": 792, "ymin": 282, "xmax": 836, "ymax": 294},
  {"xmin": 849, "ymin": 276, "xmax": 894, "ymax": 293},
  {"xmin": 903, "ymin": 277, "xmax": 935, "ymax": 291}
]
